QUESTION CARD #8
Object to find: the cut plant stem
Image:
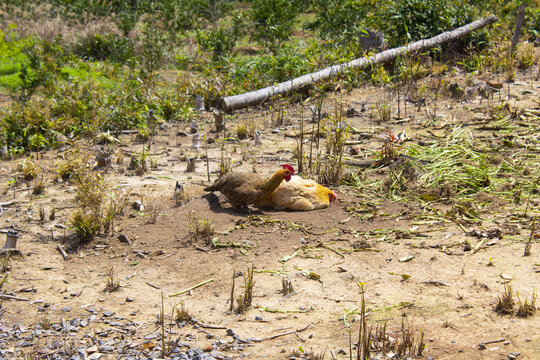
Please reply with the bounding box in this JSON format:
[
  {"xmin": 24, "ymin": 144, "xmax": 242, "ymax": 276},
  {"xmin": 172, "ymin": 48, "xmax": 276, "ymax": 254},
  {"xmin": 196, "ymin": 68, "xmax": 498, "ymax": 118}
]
[{"xmin": 169, "ymin": 278, "xmax": 214, "ymax": 297}]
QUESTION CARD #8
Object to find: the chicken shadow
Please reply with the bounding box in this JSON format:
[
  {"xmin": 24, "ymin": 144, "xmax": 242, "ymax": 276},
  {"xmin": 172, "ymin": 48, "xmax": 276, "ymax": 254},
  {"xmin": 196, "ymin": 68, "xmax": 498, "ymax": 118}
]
[{"xmin": 202, "ymin": 193, "xmax": 267, "ymax": 216}]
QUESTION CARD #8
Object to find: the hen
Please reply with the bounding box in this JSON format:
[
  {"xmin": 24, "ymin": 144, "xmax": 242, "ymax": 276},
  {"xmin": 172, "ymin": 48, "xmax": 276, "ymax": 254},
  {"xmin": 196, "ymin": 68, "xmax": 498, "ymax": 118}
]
[
  {"xmin": 204, "ymin": 164, "xmax": 294, "ymax": 207},
  {"xmin": 261, "ymin": 176, "xmax": 337, "ymax": 211}
]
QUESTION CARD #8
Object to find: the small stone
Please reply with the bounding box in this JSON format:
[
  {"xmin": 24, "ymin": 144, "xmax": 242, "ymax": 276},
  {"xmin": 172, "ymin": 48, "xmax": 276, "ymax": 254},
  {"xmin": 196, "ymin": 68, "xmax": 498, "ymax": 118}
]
[
  {"xmin": 37, "ymin": 307, "xmax": 46, "ymax": 312},
  {"xmin": 103, "ymin": 311, "xmax": 115, "ymax": 317},
  {"xmin": 206, "ymin": 334, "xmax": 214, "ymax": 339},
  {"xmin": 20, "ymin": 341, "xmax": 32, "ymax": 347},
  {"xmin": 126, "ymin": 297, "xmax": 134, "ymax": 302},
  {"xmin": 226, "ymin": 329, "xmax": 235, "ymax": 336},
  {"xmin": 210, "ymin": 350, "xmax": 226, "ymax": 359},
  {"xmin": 86, "ymin": 308, "xmax": 98, "ymax": 315},
  {"xmin": 118, "ymin": 234, "xmax": 131, "ymax": 244},
  {"xmin": 500, "ymin": 274, "xmax": 513, "ymax": 280},
  {"xmin": 62, "ymin": 306, "xmax": 71, "ymax": 312},
  {"xmin": 255, "ymin": 316, "xmax": 262, "ymax": 321},
  {"xmin": 98, "ymin": 345, "xmax": 114, "ymax": 353}
]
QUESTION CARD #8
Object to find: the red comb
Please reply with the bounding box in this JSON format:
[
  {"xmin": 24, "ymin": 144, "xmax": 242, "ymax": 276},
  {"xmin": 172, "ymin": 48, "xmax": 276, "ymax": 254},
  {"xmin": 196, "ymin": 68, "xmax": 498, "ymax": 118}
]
[{"xmin": 282, "ymin": 164, "xmax": 295, "ymax": 174}]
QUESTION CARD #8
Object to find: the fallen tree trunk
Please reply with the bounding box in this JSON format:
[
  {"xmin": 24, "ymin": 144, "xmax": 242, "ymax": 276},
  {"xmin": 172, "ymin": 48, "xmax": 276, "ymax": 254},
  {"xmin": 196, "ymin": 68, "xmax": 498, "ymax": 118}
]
[{"xmin": 220, "ymin": 15, "xmax": 497, "ymax": 112}]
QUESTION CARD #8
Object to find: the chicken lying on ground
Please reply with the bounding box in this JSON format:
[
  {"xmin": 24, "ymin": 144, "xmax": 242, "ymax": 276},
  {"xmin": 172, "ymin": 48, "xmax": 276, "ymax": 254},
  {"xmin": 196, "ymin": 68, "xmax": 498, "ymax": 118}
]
[
  {"xmin": 203, "ymin": 164, "xmax": 295, "ymax": 208},
  {"xmin": 259, "ymin": 175, "xmax": 337, "ymax": 211}
]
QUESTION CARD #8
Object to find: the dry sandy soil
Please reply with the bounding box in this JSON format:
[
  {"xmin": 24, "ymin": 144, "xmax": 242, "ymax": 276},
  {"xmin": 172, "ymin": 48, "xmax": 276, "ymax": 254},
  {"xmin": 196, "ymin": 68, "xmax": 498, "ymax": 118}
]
[{"xmin": 0, "ymin": 51, "xmax": 539, "ymax": 360}]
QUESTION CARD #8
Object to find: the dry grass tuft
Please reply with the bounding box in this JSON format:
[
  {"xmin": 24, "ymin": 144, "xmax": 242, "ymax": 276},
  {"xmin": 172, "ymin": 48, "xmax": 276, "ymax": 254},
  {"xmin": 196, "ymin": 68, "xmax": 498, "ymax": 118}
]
[{"xmin": 495, "ymin": 284, "xmax": 514, "ymax": 315}]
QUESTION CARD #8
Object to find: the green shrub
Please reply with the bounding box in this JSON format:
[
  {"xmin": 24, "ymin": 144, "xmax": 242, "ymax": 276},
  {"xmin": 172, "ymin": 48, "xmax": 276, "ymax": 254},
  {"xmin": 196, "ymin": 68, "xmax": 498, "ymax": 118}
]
[
  {"xmin": 311, "ymin": 0, "xmax": 373, "ymax": 43},
  {"xmin": 1, "ymin": 103, "xmax": 57, "ymax": 153},
  {"xmin": 73, "ymin": 33, "xmax": 134, "ymax": 63},
  {"xmin": 197, "ymin": 27, "xmax": 239, "ymax": 62},
  {"xmin": 250, "ymin": 0, "xmax": 306, "ymax": 51},
  {"xmin": 382, "ymin": 0, "xmax": 477, "ymax": 47}
]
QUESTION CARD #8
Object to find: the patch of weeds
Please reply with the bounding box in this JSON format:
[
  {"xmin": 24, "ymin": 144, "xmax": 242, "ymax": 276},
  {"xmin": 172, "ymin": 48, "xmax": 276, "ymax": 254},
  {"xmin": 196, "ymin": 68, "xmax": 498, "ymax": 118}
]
[
  {"xmin": 67, "ymin": 150, "xmax": 118, "ymax": 244},
  {"xmin": 374, "ymin": 130, "xmax": 400, "ymax": 166},
  {"xmin": 173, "ymin": 182, "xmax": 189, "ymax": 206},
  {"xmin": 319, "ymin": 109, "xmax": 348, "ymax": 186},
  {"xmin": 235, "ymin": 265, "xmax": 254, "ymax": 314},
  {"xmin": 145, "ymin": 203, "xmax": 160, "ymax": 225},
  {"xmin": 516, "ymin": 43, "xmax": 534, "ymax": 69},
  {"xmin": 0, "ymin": 253, "xmax": 12, "ymax": 272},
  {"xmin": 235, "ymin": 124, "xmax": 247, "ymax": 140},
  {"xmin": 219, "ymin": 145, "xmax": 233, "ymax": 176},
  {"xmin": 104, "ymin": 267, "xmax": 120, "ymax": 293},
  {"xmin": 186, "ymin": 211, "xmax": 214, "ymax": 245},
  {"xmin": 298, "ymin": 348, "xmax": 326, "ymax": 359},
  {"xmin": 37, "ymin": 317, "xmax": 53, "ymax": 330},
  {"xmin": 356, "ymin": 283, "xmax": 424, "ymax": 358},
  {"xmin": 357, "ymin": 282, "xmax": 371, "ymax": 360},
  {"xmin": 174, "ymin": 302, "xmax": 193, "ymax": 323},
  {"xmin": 129, "ymin": 149, "xmax": 148, "ymax": 176},
  {"xmin": 18, "ymin": 158, "xmax": 38, "ymax": 181},
  {"xmin": 281, "ymin": 277, "xmax": 294, "ymax": 295},
  {"xmin": 516, "ymin": 291, "xmax": 536, "ymax": 318},
  {"xmin": 375, "ymin": 100, "xmax": 391, "ymax": 121},
  {"xmin": 39, "ymin": 206, "xmax": 46, "ymax": 222},
  {"xmin": 56, "ymin": 158, "xmax": 76, "ymax": 181},
  {"xmin": 495, "ymin": 284, "xmax": 514, "ymax": 315},
  {"xmin": 32, "ymin": 175, "xmax": 45, "ymax": 195}
]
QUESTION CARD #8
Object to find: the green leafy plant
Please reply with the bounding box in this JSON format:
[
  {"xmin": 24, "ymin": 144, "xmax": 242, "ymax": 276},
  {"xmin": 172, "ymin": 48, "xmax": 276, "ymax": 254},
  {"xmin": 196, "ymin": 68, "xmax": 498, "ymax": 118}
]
[{"xmin": 250, "ymin": 0, "xmax": 306, "ymax": 51}]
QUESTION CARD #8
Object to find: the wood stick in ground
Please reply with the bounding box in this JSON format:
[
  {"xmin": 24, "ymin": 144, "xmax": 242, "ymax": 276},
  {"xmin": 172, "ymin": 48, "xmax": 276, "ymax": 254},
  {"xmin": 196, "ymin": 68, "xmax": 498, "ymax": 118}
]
[
  {"xmin": 220, "ymin": 16, "xmax": 497, "ymax": 111},
  {"xmin": 524, "ymin": 216, "xmax": 535, "ymax": 257},
  {"xmin": 510, "ymin": 3, "xmax": 527, "ymax": 55}
]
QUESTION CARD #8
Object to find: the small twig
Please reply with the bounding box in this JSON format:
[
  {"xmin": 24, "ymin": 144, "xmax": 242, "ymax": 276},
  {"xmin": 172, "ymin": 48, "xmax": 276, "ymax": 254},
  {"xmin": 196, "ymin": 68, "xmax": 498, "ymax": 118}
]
[
  {"xmin": 194, "ymin": 246, "xmax": 210, "ymax": 254},
  {"xmin": 469, "ymin": 238, "xmax": 488, "ymax": 255},
  {"xmin": 123, "ymin": 272, "xmax": 137, "ymax": 281},
  {"xmin": 421, "ymin": 280, "xmax": 449, "ymax": 286},
  {"xmin": 56, "ymin": 244, "xmax": 68, "ymax": 260},
  {"xmin": 317, "ymin": 242, "xmax": 344, "ymax": 259},
  {"xmin": 146, "ymin": 281, "xmax": 160, "ymax": 289},
  {"xmin": 263, "ymin": 324, "xmax": 310, "ymax": 341},
  {"xmin": 482, "ymin": 338, "xmax": 506, "ymax": 345},
  {"xmin": 199, "ymin": 323, "xmax": 227, "ymax": 330},
  {"xmin": 158, "ymin": 253, "xmax": 173, "ymax": 260},
  {"xmin": 0, "ymin": 294, "xmax": 30, "ymax": 301},
  {"xmin": 169, "ymin": 278, "xmax": 214, "ymax": 297}
]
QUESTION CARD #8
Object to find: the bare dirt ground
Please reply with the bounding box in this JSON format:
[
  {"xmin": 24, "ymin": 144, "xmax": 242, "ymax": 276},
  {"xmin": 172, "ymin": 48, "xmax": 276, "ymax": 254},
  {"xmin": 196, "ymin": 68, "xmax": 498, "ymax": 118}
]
[{"xmin": 0, "ymin": 53, "xmax": 539, "ymax": 360}]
